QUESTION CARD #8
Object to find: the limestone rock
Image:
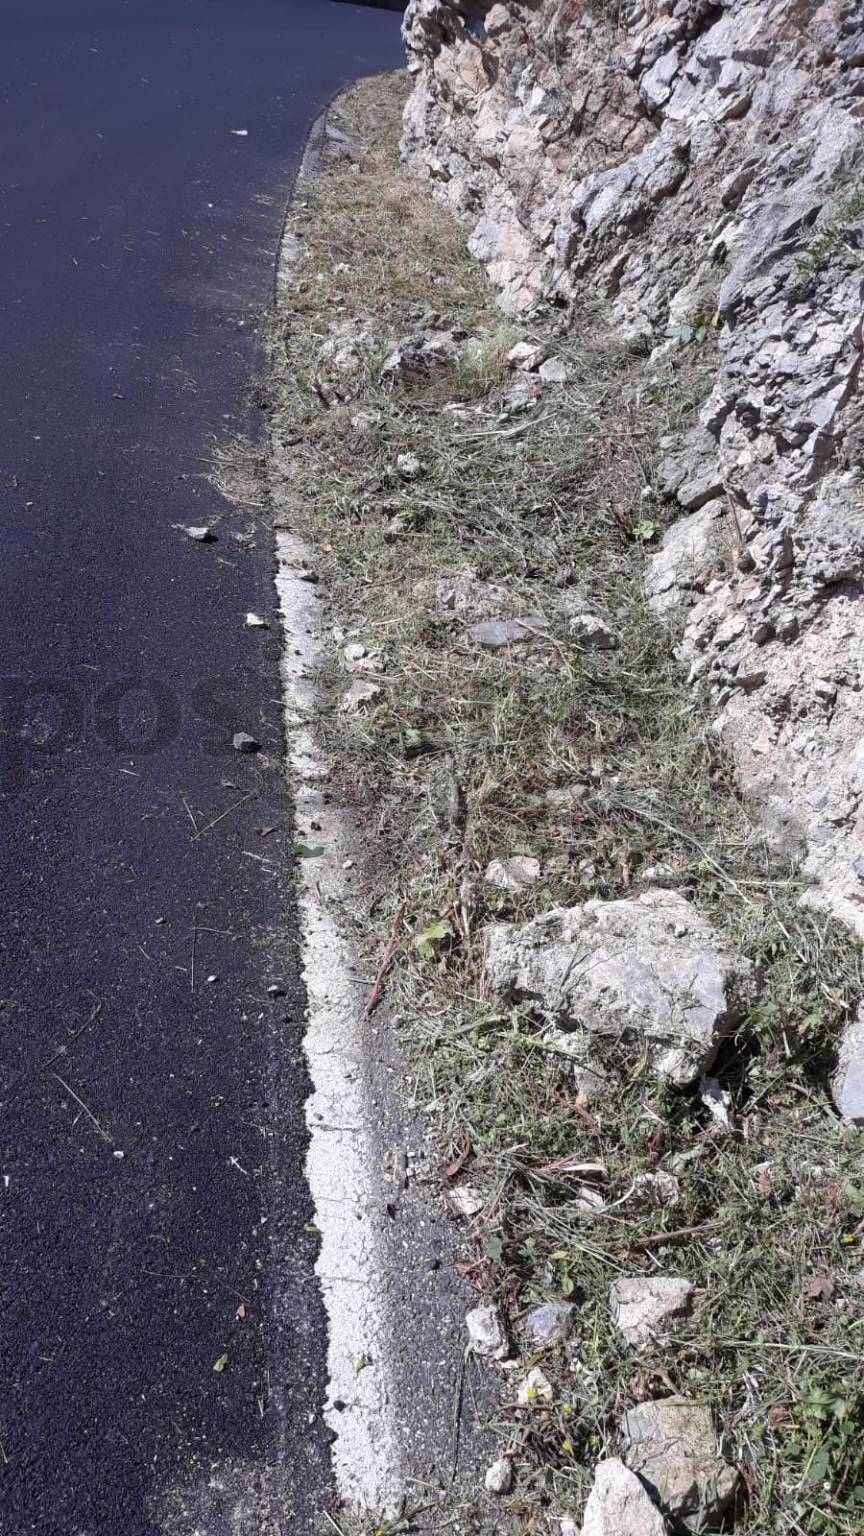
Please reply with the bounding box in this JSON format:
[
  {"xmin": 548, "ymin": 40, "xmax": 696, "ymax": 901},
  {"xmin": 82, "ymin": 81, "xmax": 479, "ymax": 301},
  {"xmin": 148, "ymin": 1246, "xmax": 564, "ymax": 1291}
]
[
  {"xmin": 485, "ymin": 1457, "xmax": 513, "ymax": 1495},
  {"xmin": 538, "ymin": 357, "xmax": 569, "ymax": 384},
  {"xmin": 608, "ymin": 1277, "xmax": 695, "ymax": 1347},
  {"xmin": 508, "ymin": 340, "xmax": 547, "ymax": 371},
  {"xmin": 486, "ymin": 890, "xmax": 758, "ymax": 1085},
  {"xmin": 833, "ymin": 1005, "xmax": 864, "ymax": 1124},
  {"xmin": 400, "ymin": 0, "xmax": 864, "ymax": 942},
  {"xmin": 435, "ymin": 571, "xmax": 512, "ymax": 618},
  {"xmin": 569, "ymin": 613, "xmax": 618, "ymax": 650},
  {"xmin": 470, "ymin": 616, "xmax": 548, "ymax": 648},
  {"xmin": 380, "ymin": 328, "xmax": 461, "ymax": 382},
  {"xmin": 621, "ymin": 1397, "xmax": 739, "ymax": 1528},
  {"xmin": 485, "ymin": 855, "xmax": 541, "ymax": 891},
  {"xmin": 466, "ymin": 1304, "xmax": 509, "ymax": 1360},
  {"xmin": 582, "ymin": 1458, "xmax": 668, "ymax": 1536},
  {"xmin": 525, "ymin": 1300, "xmax": 574, "ymax": 1345}
]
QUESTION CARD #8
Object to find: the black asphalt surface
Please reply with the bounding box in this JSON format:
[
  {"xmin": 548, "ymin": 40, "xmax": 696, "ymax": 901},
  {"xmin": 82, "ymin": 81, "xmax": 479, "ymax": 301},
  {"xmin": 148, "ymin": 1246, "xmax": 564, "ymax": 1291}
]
[{"xmin": 0, "ymin": 3, "xmax": 403, "ymax": 1530}]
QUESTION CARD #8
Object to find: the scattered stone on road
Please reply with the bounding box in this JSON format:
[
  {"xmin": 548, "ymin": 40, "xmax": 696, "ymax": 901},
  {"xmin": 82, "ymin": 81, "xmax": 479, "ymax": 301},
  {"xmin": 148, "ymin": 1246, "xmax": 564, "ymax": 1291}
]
[
  {"xmin": 465, "ymin": 1304, "xmax": 510, "ymax": 1360},
  {"xmin": 582, "ymin": 1458, "xmax": 669, "ymax": 1536},
  {"xmin": 486, "ymin": 889, "xmax": 759, "ymax": 1085},
  {"xmin": 245, "ymin": 611, "xmax": 268, "ymax": 627},
  {"xmin": 185, "ymin": 525, "xmax": 214, "ymax": 542},
  {"xmin": 621, "ymin": 1396, "xmax": 739, "ymax": 1528},
  {"xmin": 608, "ymin": 1277, "xmax": 695, "ymax": 1348},
  {"xmin": 232, "ymin": 731, "xmax": 260, "ymax": 753}
]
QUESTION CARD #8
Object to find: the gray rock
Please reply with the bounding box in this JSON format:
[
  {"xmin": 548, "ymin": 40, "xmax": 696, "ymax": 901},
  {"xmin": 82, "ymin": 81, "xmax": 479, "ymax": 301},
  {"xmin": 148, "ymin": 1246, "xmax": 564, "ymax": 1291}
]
[
  {"xmin": 380, "ymin": 329, "xmax": 461, "ymax": 382},
  {"xmin": 435, "ymin": 571, "xmax": 512, "ymax": 618},
  {"xmin": 508, "ymin": 340, "xmax": 547, "ymax": 371},
  {"xmin": 608, "ymin": 1277, "xmax": 695, "ymax": 1347},
  {"xmin": 397, "ymin": 451, "xmax": 423, "ymax": 480},
  {"xmin": 569, "ymin": 613, "xmax": 618, "ymax": 650},
  {"xmin": 185, "ymin": 525, "xmax": 214, "ymax": 542},
  {"xmin": 470, "ymin": 616, "xmax": 548, "ymax": 648},
  {"xmin": 466, "ymin": 1304, "xmax": 509, "ymax": 1360},
  {"xmin": 448, "ymin": 1182, "xmax": 486, "ymax": 1219},
  {"xmin": 232, "ymin": 732, "xmax": 259, "ymax": 753},
  {"xmin": 486, "ymin": 890, "xmax": 758, "ymax": 1085},
  {"xmin": 245, "ymin": 612, "xmax": 268, "ymax": 628},
  {"xmin": 538, "ymin": 357, "xmax": 569, "ymax": 384},
  {"xmin": 621, "ymin": 1397, "xmax": 739, "ymax": 1528},
  {"xmin": 525, "ymin": 1300, "xmax": 574, "ymax": 1345},
  {"xmin": 484, "ymin": 1457, "xmax": 513, "ymax": 1495},
  {"xmin": 546, "ymin": 783, "xmax": 589, "ymax": 811},
  {"xmin": 582, "ymin": 1458, "xmax": 668, "ymax": 1536},
  {"xmin": 485, "ymin": 855, "xmax": 542, "ymax": 891},
  {"xmin": 833, "ymin": 1005, "xmax": 864, "ymax": 1124}
]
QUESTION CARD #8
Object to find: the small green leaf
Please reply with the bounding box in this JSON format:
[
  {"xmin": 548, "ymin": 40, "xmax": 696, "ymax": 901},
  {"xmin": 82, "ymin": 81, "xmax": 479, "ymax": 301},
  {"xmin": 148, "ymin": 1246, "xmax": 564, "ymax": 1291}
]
[
  {"xmin": 413, "ymin": 917, "xmax": 453, "ymax": 959},
  {"xmin": 633, "ymin": 518, "xmax": 658, "ymax": 544},
  {"xmin": 355, "ymin": 1352, "xmax": 371, "ymax": 1373},
  {"xmin": 213, "ymin": 1352, "xmax": 229, "ymax": 1374},
  {"xmin": 295, "ymin": 844, "xmax": 325, "ymax": 859}
]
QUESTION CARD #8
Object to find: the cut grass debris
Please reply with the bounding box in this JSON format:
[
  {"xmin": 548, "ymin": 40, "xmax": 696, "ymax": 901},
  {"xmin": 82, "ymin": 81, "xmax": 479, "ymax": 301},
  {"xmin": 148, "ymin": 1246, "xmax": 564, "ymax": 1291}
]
[{"xmin": 274, "ymin": 72, "xmax": 864, "ymax": 1536}]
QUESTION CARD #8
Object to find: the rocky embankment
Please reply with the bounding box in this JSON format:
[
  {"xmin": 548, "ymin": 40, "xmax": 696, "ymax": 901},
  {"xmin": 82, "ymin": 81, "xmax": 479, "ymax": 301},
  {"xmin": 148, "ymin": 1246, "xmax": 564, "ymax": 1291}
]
[{"xmin": 402, "ymin": 0, "xmax": 864, "ymax": 1104}]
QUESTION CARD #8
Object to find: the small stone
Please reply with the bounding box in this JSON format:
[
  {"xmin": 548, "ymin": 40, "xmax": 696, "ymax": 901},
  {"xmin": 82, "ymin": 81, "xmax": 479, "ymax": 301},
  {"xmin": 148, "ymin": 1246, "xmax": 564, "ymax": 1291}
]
[
  {"xmin": 559, "ymin": 1522, "xmax": 579, "ymax": 1536},
  {"xmin": 608, "ymin": 1277, "xmax": 695, "ymax": 1347},
  {"xmin": 466, "ymin": 1304, "xmax": 509, "ymax": 1360},
  {"xmin": 546, "ymin": 784, "xmax": 588, "ymax": 811},
  {"xmin": 186, "ymin": 526, "xmax": 214, "ymax": 542},
  {"xmin": 396, "ymin": 451, "xmax": 423, "ymax": 480},
  {"xmin": 508, "ymin": 340, "xmax": 547, "ymax": 371},
  {"xmin": 569, "ymin": 613, "xmax": 618, "ymax": 650},
  {"xmin": 344, "ymin": 642, "xmax": 367, "ymax": 663},
  {"xmin": 298, "ymin": 568, "xmax": 319, "ymax": 584},
  {"xmin": 632, "ymin": 1171, "xmax": 680, "ymax": 1207},
  {"xmin": 341, "ymin": 679, "xmax": 382, "ymax": 713},
  {"xmin": 207, "ymin": 974, "xmax": 218, "ymax": 985},
  {"xmin": 470, "ymin": 616, "xmax": 548, "ymax": 648},
  {"xmin": 538, "ymin": 357, "xmax": 569, "ymax": 384},
  {"xmin": 517, "ymin": 1365, "xmax": 553, "ymax": 1405},
  {"xmin": 700, "ymin": 1075, "xmax": 733, "ymax": 1129},
  {"xmin": 525, "ymin": 1300, "xmax": 574, "ymax": 1345},
  {"xmin": 582, "ymin": 1458, "xmax": 668, "ymax": 1536},
  {"xmin": 485, "ymin": 855, "xmax": 542, "ymax": 891},
  {"xmin": 484, "ymin": 1457, "xmax": 513, "ymax": 1495},
  {"xmin": 232, "ymin": 732, "xmax": 260, "ymax": 753},
  {"xmin": 245, "ymin": 612, "xmax": 268, "ymax": 628},
  {"xmin": 449, "ymin": 1182, "xmax": 486, "ymax": 1219},
  {"xmin": 267, "ymin": 984, "xmax": 285, "ymax": 998},
  {"xmin": 351, "ymin": 408, "xmax": 382, "ymax": 431}
]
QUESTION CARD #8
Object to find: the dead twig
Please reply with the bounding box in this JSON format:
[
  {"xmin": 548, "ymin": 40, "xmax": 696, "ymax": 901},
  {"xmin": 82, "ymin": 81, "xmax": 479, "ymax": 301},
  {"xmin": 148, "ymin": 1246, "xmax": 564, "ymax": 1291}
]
[{"xmin": 365, "ymin": 900, "xmax": 409, "ymax": 1016}]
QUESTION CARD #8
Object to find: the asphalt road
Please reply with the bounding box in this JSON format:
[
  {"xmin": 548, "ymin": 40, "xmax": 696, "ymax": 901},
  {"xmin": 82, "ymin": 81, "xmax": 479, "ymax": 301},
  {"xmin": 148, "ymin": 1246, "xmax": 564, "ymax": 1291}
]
[{"xmin": 0, "ymin": 3, "xmax": 403, "ymax": 1531}]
